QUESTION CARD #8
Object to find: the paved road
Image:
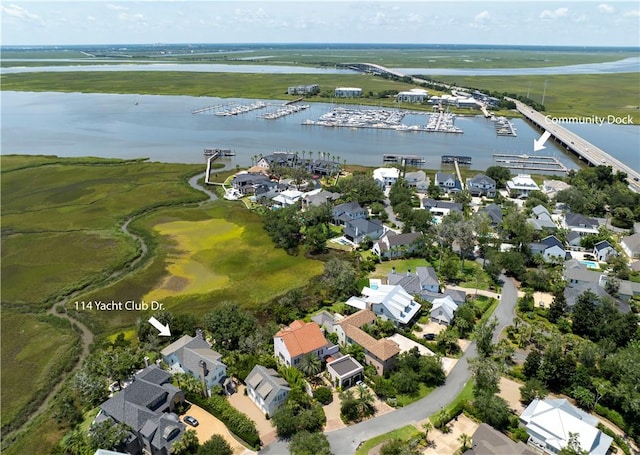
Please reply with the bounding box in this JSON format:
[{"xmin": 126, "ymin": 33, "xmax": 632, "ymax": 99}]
[{"xmin": 260, "ymin": 275, "xmax": 518, "ymax": 455}]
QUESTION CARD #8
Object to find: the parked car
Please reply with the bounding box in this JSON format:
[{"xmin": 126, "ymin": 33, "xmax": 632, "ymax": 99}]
[
  {"xmin": 423, "ymin": 333, "xmax": 435, "ymax": 341},
  {"xmin": 184, "ymin": 416, "xmax": 199, "ymax": 427}
]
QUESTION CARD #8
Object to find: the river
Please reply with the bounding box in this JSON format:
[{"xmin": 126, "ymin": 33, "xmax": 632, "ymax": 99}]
[{"xmin": 1, "ymin": 91, "xmax": 638, "ymax": 172}]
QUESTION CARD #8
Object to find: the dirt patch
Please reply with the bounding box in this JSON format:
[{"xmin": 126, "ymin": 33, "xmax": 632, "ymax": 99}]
[
  {"xmin": 161, "ymin": 275, "xmax": 189, "ymax": 292},
  {"xmin": 498, "ymin": 376, "xmax": 525, "ymax": 414}
]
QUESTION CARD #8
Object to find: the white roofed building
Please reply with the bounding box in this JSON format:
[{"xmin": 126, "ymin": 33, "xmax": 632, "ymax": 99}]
[
  {"xmin": 397, "ymin": 88, "xmax": 428, "ymax": 103},
  {"xmin": 373, "ymin": 167, "xmax": 401, "ymax": 188},
  {"xmin": 347, "ymin": 284, "xmax": 422, "ymax": 326},
  {"xmin": 335, "ymin": 87, "xmax": 362, "ymax": 98},
  {"xmin": 506, "ymin": 174, "xmax": 540, "ymax": 198}
]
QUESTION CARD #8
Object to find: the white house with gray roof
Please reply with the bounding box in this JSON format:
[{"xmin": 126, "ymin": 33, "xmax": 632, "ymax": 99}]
[
  {"xmin": 505, "ymin": 174, "xmax": 539, "ymax": 198},
  {"xmin": 95, "ymin": 366, "xmax": 186, "ymax": 455},
  {"xmin": 348, "ymin": 284, "xmax": 422, "ymax": 326},
  {"xmin": 466, "ymin": 174, "xmax": 496, "ymax": 197},
  {"xmin": 430, "ymin": 295, "xmax": 459, "ymax": 325},
  {"xmin": 345, "ymin": 218, "xmax": 385, "ymax": 245},
  {"xmin": 387, "ymin": 266, "xmax": 439, "ymax": 294},
  {"xmin": 621, "ymin": 232, "xmax": 640, "ymax": 258},
  {"xmin": 373, "ymin": 231, "xmax": 421, "ymax": 259},
  {"xmin": 520, "ymin": 398, "xmax": 612, "ymax": 455},
  {"xmin": 245, "ymin": 365, "xmax": 290, "ymax": 417},
  {"xmin": 161, "ymin": 330, "xmax": 227, "ymax": 393},
  {"xmin": 326, "ymin": 355, "xmax": 364, "ymax": 388}
]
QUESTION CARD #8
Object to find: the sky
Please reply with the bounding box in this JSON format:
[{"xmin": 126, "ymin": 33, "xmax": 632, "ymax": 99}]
[{"xmin": 1, "ymin": 1, "xmax": 640, "ymax": 47}]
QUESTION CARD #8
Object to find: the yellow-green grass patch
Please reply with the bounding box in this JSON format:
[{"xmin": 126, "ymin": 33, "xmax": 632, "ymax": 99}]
[
  {"xmin": 1, "ymin": 311, "xmax": 80, "ymax": 429},
  {"xmin": 372, "ymin": 258, "xmax": 434, "ymax": 279},
  {"xmin": 1, "ymin": 407, "xmax": 65, "ymax": 455},
  {"xmin": 355, "ymin": 424, "xmax": 421, "ymax": 455}
]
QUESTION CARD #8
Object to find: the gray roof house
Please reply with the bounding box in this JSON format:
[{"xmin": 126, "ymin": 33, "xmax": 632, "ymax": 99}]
[
  {"xmin": 621, "ymin": 232, "xmax": 640, "ymax": 258},
  {"xmin": 231, "ymin": 172, "xmax": 271, "ymax": 195},
  {"xmin": 161, "ymin": 330, "xmax": 227, "ymax": 393},
  {"xmin": 479, "ymin": 203, "xmax": 503, "ymax": 225},
  {"xmin": 311, "ymin": 311, "xmax": 338, "ymax": 333},
  {"xmin": 529, "ymin": 235, "xmax": 568, "ymax": 262},
  {"xmin": 332, "ymin": 201, "xmax": 367, "ymax": 226},
  {"xmin": 372, "ymin": 231, "xmax": 422, "ymax": 259},
  {"xmin": 564, "ymin": 212, "xmax": 599, "ymax": 237},
  {"xmin": 593, "ymin": 240, "xmax": 616, "ymax": 262},
  {"xmin": 301, "ymin": 189, "xmax": 341, "ymax": 210},
  {"xmin": 430, "ymin": 295, "xmax": 459, "ymax": 325},
  {"xmin": 421, "ymin": 288, "xmax": 467, "ymax": 306},
  {"xmin": 95, "ymin": 366, "xmax": 186, "ymax": 455},
  {"xmin": 245, "ymin": 365, "xmax": 290, "ymax": 417},
  {"xmin": 463, "ymin": 423, "xmax": 535, "ymax": 455},
  {"xmin": 520, "ymin": 398, "xmax": 612, "ymax": 455},
  {"xmin": 422, "ymin": 199, "xmax": 463, "ymax": 217},
  {"xmin": 435, "ymin": 172, "xmax": 462, "ymax": 193},
  {"xmin": 527, "ymin": 205, "xmax": 557, "ymax": 232},
  {"xmin": 466, "ymin": 174, "xmax": 496, "ymax": 197},
  {"xmin": 405, "ymin": 170, "xmax": 430, "ymax": 193},
  {"xmin": 387, "ymin": 266, "xmax": 440, "ymax": 294},
  {"xmin": 326, "ymin": 354, "xmax": 364, "ymax": 388},
  {"xmin": 564, "ymin": 259, "xmax": 603, "ymax": 286},
  {"xmin": 344, "ymin": 218, "xmax": 385, "ymax": 245}
]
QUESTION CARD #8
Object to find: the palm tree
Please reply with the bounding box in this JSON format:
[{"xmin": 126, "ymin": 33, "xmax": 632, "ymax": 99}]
[
  {"xmin": 299, "ymin": 353, "xmax": 322, "ymax": 377},
  {"xmin": 458, "ymin": 433, "xmax": 472, "ymax": 452},
  {"xmin": 422, "ymin": 421, "xmax": 433, "ymax": 442}
]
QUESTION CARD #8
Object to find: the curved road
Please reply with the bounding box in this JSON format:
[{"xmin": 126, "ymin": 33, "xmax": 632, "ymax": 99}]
[{"xmin": 260, "ymin": 274, "xmax": 518, "ymax": 455}]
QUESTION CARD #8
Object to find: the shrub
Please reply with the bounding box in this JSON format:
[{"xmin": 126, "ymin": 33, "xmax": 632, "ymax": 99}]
[{"xmin": 313, "ymin": 386, "xmax": 333, "ymax": 405}]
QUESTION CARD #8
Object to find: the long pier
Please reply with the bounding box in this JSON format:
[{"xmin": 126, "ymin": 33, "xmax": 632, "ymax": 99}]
[
  {"xmin": 493, "ymin": 154, "xmax": 569, "ymax": 173},
  {"xmin": 511, "ymin": 99, "xmax": 640, "ymax": 191}
]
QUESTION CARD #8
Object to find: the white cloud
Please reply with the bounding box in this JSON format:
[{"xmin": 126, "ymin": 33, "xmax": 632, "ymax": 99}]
[
  {"xmin": 1, "ymin": 4, "xmax": 42, "ymax": 22},
  {"xmin": 87, "ymin": 15, "xmax": 96, "ymax": 21},
  {"xmin": 623, "ymin": 9, "xmax": 640, "ymax": 17},
  {"xmin": 540, "ymin": 7, "xmax": 569, "ymax": 20},
  {"xmin": 474, "ymin": 11, "xmax": 491, "ymax": 22},
  {"xmin": 597, "ymin": 4, "xmax": 615, "ymax": 14}
]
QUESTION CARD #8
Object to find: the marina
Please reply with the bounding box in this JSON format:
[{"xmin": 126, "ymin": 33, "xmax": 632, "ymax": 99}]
[
  {"xmin": 213, "ymin": 101, "xmax": 266, "ymax": 116},
  {"xmin": 260, "ymin": 103, "xmax": 310, "ymax": 119},
  {"xmin": 493, "ymin": 154, "xmax": 569, "ymax": 173},
  {"xmin": 493, "ymin": 117, "xmax": 517, "ymax": 137},
  {"xmin": 425, "ymin": 111, "xmax": 464, "ymax": 134}
]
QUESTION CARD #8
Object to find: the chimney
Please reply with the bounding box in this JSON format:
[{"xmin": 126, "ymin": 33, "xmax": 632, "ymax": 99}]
[
  {"xmin": 407, "ymin": 268, "xmax": 411, "ymax": 277},
  {"xmin": 144, "ymin": 356, "xmax": 150, "ymax": 367},
  {"xmin": 196, "ymin": 328, "xmax": 204, "ymax": 340},
  {"xmin": 391, "ymin": 267, "xmax": 396, "ymax": 274}
]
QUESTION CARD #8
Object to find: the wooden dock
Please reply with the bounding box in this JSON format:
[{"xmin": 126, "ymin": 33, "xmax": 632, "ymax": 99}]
[
  {"xmin": 441, "ymin": 155, "xmax": 472, "ymax": 165},
  {"xmin": 493, "ymin": 154, "xmax": 568, "ymax": 173},
  {"xmin": 383, "ymin": 154, "xmax": 425, "ymax": 166},
  {"xmin": 204, "ymin": 148, "xmax": 235, "ymax": 159}
]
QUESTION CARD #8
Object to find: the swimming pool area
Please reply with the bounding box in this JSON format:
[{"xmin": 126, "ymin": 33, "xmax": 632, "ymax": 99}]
[{"xmin": 580, "ymin": 260, "xmax": 599, "ymax": 269}]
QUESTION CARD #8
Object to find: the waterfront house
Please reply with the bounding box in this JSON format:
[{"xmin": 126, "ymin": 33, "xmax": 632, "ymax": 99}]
[
  {"xmin": 161, "ymin": 330, "xmax": 227, "ymax": 393},
  {"xmin": 272, "ymin": 189, "xmax": 304, "ymax": 207},
  {"xmin": 287, "ymin": 84, "xmax": 319, "ymax": 95},
  {"xmin": 505, "ymin": 174, "xmax": 540, "ymax": 198},
  {"xmin": 245, "ymin": 365, "xmax": 290, "ymax": 417},
  {"xmin": 466, "ymin": 174, "xmax": 496, "ymax": 197},
  {"xmin": 300, "ymin": 188, "xmax": 341, "ymax": 210},
  {"xmin": 404, "ymin": 170, "xmax": 430, "ymax": 193},
  {"xmin": 396, "ymin": 88, "xmax": 428, "ymax": 103},
  {"xmin": 274, "ymin": 320, "xmax": 338, "ymax": 368},
  {"xmin": 435, "ymin": 172, "xmax": 462, "ymax": 193},
  {"xmin": 231, "ymin": 172, "xmax": 271, "ymax": 195},
  {"xmin": 520, "ymin": 398, "xmax": 612, "ymax": 455},
  {"xmin": 373, "ymin": 167, "xmax": 401, "ymax": 188},
  {"xmin": 334, "ymin": 87, "xmax": 362, "ymax": 97},
  {"xmin": 94, "ymin": 366, "xmax": 186, "ymax": 455},
  {"xmin": 422, "ymin": 198, "xmax": 463, "ymax": 217},
  {"xmin": 372, "ymin": 231, "xmax": 421, "ymax": 259},
  {"xmin": 542, "ymin": 179, "xmax": 571, "ymax": 198}
]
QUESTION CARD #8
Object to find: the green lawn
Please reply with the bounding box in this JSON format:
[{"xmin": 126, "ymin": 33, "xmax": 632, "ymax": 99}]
[
  {"xmin": 355, "ymin": 424, "xmax": 422, "ymax": 455},
  {"xmin": 396, "ymin": 384, "xmax": 436, "ymax": 407},
  {"xmin": 372, "ymin": 258, "xmax": 434, "ymax": 279}
]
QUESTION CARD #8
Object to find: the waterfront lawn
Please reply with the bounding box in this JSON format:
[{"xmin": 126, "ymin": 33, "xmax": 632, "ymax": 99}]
[
  {"xmin": 434, "ymin": 73, "xmax": 640, "ymax": 120},
  {"xmin": 1, "ymin": 311, "xmax": 80, "ymax": 433},
  {"xmin": 372, "ymin": 258, "xmax": 434, "ymax": 279}
]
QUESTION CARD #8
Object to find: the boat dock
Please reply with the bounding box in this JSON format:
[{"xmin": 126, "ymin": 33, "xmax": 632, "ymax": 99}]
[
  {"xmin": 260, "ymin": 103, "xmax": 310, "ymax": 119},
  {"xmin": 425, "ymin": 112, "xmax": 463, "ymax": 134},
  {"xmin": 383, "ymin": 154, "xmax": 425, "ymax": 166},
  {"xmin": 493, "ymin": 117, "xmax": 517, "ymax": 137},
  {"xmin": 204, "ymin": 148, "xmax": 235, "ymax": 159},
  {"xmin": 192, "ymin": 103, "xmax": 234, "ymax": 114},
  {"xmin": 493, "ymin": 154, "xmax": 568, "ymax": 173},
  {"xmin": 441, "ymin": 155, "xmax": 472, "ymax": 165}
]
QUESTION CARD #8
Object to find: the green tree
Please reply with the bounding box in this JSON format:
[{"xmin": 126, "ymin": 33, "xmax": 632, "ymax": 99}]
[
  {"xmin": 197, "ymin": 434, "xmax": 233, "ymax": 455},
  {"xmin": 453, "ymin": 301, "xmax": 476, "ymax": 337},
  {"xmin": 172, "ymin": 429, "xmax": 200, "ymax": 455},
  {"xmin": 473, "ymin": 392, "xmax": 511, "ymax": 430},
  {"xmin": 558, "ymin": 432, "xmax": 589, "ymax": 455},
  {"xmin": 485, "ymin": 166, "xmax": 511, "ymax": 187},
  {"xmin": 379, "ymin": 438, "xmax": 421, "ymax": 455},
  {"xmin": 336, "ymin": 172, "xmax": 384, "ymax": 205},
  {"xmin": 313, "ymin": 386, "xmax": 333, "ymax": 405},
  {"xmin": 572, "ymin": 386, "xmax": 595, "ymax": 411},
  {"xmin": 523, "ymin": 349, "xmax": 542, "ymax": 379},
  {"xmin": 305, "ymin": 223, "xmax": 329, "ymax": 254},
  {"xmin": 263, "ymin": 203, "xmax": 303, "ymax": 250},
  {"xmin": 548, "ymin": 291, "xmax": 567, "ymax": 323},
  {"xmin": 58, "ymin": 427, "xmax": 91, "ymax": 455},
  {"xmin": 203, "ymin": 303, "xmax": 256, "ymax": 351},
  {"xmin": 458, "ymin": 433, "xmax": 472, "ymax": 452},
  {"xmin": 321, "ymin": 258, "xmax": 358, "ymax": 300},
  {"xmin": 299, "ymin": 353, "xmax": 322, "ymax": 377},
  {"xmin": 290, "ymin": 431, "xmax": 332, "ymax": 455},
  {"xmin": 470, "ymin": 356, "xmax": 502, "ymax": 397},
  {"xmin": 520, "ymin": 378, "xmax": 548, "ymax": 405},
  {"xmin": 87, "ymin": 420, "xmax": 129, "ymax": 452},
  {"xmin": 475, "ymin": 317, "xmax": 498, "ymax": 358}
]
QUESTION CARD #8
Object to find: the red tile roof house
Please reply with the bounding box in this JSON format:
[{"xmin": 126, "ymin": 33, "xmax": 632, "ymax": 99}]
[{"xmin": 273, "ymin": 320, "xmax": 339, "ymax": 368}]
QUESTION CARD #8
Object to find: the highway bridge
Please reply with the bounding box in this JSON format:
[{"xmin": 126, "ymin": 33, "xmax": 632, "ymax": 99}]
[
  {"xmin": 339, "ymin": 62, "xmax": 408, "ymax": 79},
  {"xmin": 511, "ymin": 99, "xmax": 640, "ymax": 192}
]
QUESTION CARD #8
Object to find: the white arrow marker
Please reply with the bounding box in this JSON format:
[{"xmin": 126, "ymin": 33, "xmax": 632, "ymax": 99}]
[
  {"xmin": 148, "ymin": 316, "xmax": 171, "ymax": 337},
  {"xmin": 534, "ymin": 130, "xmax": 551, "ymax": 152}
]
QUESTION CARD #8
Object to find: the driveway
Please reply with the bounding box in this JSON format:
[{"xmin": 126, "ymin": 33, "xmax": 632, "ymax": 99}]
[
  {"xmin": 260, "ymin": 275, "xmax": 518, "ymax": 455},
  {"xmin": 227, "ymin": 385, "xmax": 277, "ymax": 446},
  {"xmin": 422, "ymin": 414, "xmax": 479, "ymax": 454},
  {"xmin": 182, "ymin": 403, "xmax": 255, "ymax": 454}
]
